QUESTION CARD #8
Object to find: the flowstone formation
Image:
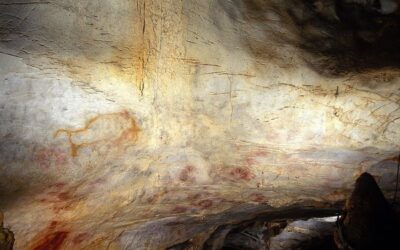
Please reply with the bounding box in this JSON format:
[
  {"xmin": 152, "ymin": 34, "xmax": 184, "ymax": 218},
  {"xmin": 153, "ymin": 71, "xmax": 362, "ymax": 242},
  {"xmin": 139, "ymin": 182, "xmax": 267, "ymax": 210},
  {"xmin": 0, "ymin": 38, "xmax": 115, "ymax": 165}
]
[{"xmin": 0, "ymin": 0, "xmax": 400, "ymax": 249}]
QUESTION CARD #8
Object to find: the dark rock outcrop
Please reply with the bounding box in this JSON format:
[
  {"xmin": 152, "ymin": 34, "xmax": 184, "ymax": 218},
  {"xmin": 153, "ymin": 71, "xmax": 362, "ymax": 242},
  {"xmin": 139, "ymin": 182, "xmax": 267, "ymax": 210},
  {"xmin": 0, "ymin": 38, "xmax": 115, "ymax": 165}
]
[
  {"xmin": 335, "ymin": 172, "xmax": 399, "ymax": 250},
  {"xmin": 0, "ymin": 212, "xmax": 14, "ymax": 250}
]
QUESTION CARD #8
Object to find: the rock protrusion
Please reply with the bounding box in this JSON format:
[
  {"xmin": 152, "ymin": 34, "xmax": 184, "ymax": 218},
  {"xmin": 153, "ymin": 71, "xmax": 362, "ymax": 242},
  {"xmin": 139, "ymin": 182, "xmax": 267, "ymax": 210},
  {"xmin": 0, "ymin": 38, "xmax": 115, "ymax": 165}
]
[
  {"xmin": 0, "ymin": 211, "xmax": 14, "ymax": 250},
  {"xmin": 335, "ymin": 172, "xmax": 399, "ymax": 250}
]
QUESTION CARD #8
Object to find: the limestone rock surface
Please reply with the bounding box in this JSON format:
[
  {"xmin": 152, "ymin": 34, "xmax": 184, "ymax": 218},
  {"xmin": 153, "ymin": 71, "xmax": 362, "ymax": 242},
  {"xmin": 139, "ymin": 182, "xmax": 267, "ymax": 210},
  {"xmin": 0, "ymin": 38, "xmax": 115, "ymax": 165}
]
[{"xmin": 0, "ymin": 0, "xmax": 400, "ymax": 249}]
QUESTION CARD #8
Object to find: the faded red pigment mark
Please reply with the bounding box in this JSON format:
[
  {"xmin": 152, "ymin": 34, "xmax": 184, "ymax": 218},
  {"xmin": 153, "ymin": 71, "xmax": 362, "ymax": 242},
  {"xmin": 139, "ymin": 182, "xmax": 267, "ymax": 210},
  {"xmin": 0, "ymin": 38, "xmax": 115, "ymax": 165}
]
[
  {"xmin": 33, "ymin": 147, "xmax": 68, "ymax": 169},
  {"xmin": 187, "ymin": 191, "xmax": 211, "ymax": 202},
  {"xmin": 252, "ymin": 151, "xmax": 269, "ymax": 157},
  {"xmin": 229, "ymin": 167, "xmax": 255, "ymax": 181},
  {"xmin": 172, "ymin": 206, "xmax": 188, "ymax": 213},
  {"xmin": 32, "ymin": 231, "xmax": 69, "ymax": 250},
  {"xmin": 146, "ymin": 194, "xmax": 159, "ymax": 204},
  {"xmin": 197, "ymin": 199, "xmax": 213, "ymax": 209},
  {"xmin": 179, "ymin": 165, "xmax": 196, "ymax": 182},
  {"xmin": 146, "ymin": 190, "xmax": 168, "ymax": 204},
  {"xmin": 49, "ymin": 221, "xmax": 59, "ymax": 229},
  {"xmin": 249, "ymin": 193, "xmax": 267, "ymax": 203},
  {"xmin": 72, "ymin": 233, "xmax": 90, "ymax": 245},
  {"xmin": 30, "ymin": 221, "xmax": 68, "ymax": 250},
  {"xmin": 244, "ymin": 150, "xmax": 269, "ymax": 166},
  {"xmin": 244, "ymin": 157, "xmax": 258, "ymax": 166},
  {"xmin": 49, "ymin": 183, "xmax": 67, "ymax": 189},
  {"xmin": 37, "ymin": 184, "xmax": 74, "ymax": 212},
  {"xmin": 91, "ymin": 177, "xmax": 106, "ymax": 185},
  {"xmin": 57, "ymin": 192, "xmax": 71, "ymax": 201},
  {"xmin": 186, "ymin": 192, "xmax": 216, "ymax": 209},
  {"xmin": 189, "ymin": 193, "xmax": 202, "ymax": 200}
]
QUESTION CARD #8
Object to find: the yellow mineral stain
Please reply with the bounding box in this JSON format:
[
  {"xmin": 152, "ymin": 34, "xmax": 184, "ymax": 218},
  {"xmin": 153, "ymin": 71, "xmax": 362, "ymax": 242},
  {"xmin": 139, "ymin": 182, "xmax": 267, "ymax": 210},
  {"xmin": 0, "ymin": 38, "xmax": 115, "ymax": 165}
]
[{"xmin": 47, "ymin": 0, "xmax": 153, "ymax": 96}]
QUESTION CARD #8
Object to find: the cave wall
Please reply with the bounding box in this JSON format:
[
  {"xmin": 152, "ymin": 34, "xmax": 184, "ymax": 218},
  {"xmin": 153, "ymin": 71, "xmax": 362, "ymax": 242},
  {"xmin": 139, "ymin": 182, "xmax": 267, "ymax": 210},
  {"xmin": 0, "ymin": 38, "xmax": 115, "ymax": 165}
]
[{"xmin": 0, "ymin": 0, "xmax": 400, "ymax": 249}]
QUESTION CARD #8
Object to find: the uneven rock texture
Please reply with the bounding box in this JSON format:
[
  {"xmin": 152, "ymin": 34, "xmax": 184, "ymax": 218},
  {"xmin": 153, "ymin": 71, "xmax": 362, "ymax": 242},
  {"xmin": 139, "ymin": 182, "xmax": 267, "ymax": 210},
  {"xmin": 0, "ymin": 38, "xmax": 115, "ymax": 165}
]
[
  {"xmin": 0, "ymin": 212, "xmax": 14, "ymax": 250},
  {"xmin": 0, "ymin": 0, "xmax": 400, "ymax": 249},
  {"xmin": 269, "ymin": 217, "xmax": 337, "ymax": 250},
  {"xmin": 335, "ymin": 172, "xmax": 399, "ymax": 250}
]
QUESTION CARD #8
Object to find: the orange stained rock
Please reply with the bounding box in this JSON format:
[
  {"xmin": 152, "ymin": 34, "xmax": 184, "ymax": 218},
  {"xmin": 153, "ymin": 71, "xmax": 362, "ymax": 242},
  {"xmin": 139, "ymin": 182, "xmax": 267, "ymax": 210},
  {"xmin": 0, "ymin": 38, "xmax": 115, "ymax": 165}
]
[
  {"xmin": 29, "ymin": 221, "xmax": 69, "ymax": 250},
  {"xmin": 54, "ymin": 111, "xmax": 140, "ymax": 157}
]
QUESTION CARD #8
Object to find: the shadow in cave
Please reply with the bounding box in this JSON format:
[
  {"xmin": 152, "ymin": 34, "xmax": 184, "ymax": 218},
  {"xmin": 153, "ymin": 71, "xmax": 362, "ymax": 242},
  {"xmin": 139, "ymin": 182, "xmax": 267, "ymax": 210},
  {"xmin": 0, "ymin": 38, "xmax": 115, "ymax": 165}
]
[
  {"xmin": 0, "ymin": 133, "xmax": 59, "ymax": 210},
  {"xmin": 216, "ymin": 0, "xmax": 400, "ymax": 78},
  {"xmin": 166, "ymin": 172, "xmax": 400, "ymax": 250}
]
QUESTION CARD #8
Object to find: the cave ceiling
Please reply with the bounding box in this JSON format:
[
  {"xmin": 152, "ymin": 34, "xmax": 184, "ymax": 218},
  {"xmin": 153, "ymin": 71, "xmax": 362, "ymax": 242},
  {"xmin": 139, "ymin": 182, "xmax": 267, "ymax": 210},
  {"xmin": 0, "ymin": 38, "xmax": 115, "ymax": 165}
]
[{"xmin": 0, "ymin": 0, "xmax": 399, "ymax": 249}]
